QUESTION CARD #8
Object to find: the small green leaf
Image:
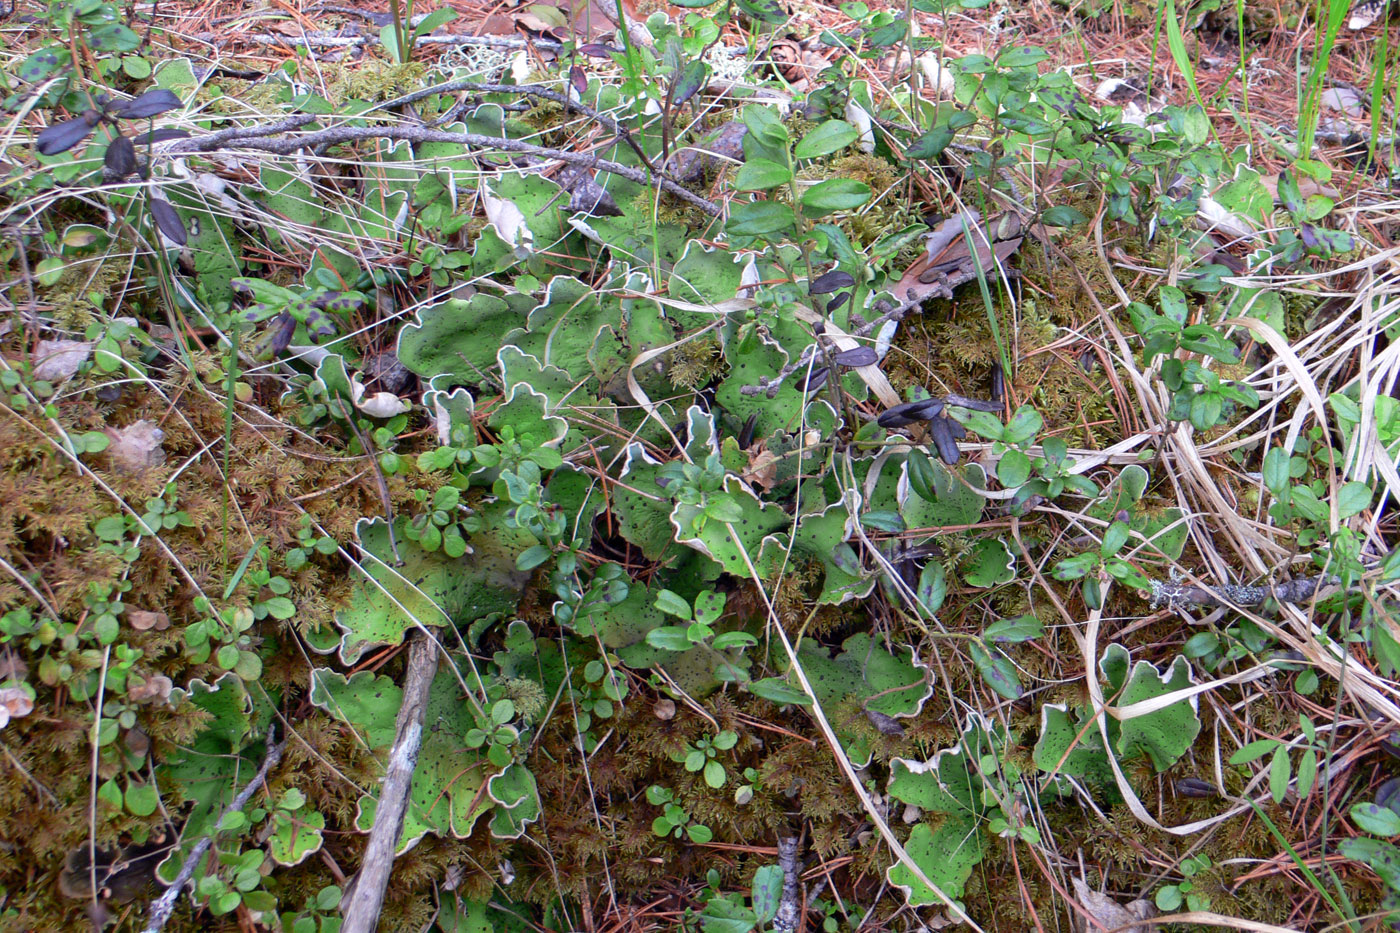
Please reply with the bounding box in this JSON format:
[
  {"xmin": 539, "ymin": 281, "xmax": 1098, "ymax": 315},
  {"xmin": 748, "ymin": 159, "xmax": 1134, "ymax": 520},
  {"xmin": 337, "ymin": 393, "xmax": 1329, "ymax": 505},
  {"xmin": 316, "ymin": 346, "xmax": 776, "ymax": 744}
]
[
  {"xmin": 1268, "ymin": 745, "xmax": 1291, "ymax": 803},
  {"xmin": 645, "ymin": 626, "xmax": 693, "ymax": 651},
  {"xmin": 516, "ymin": 544, "xmax": 552, "ymax": 571},
  {"xmin": 704, "ymin": 759, "xmax": 726, "ymax": 788},
  {"xmin": 734, "ymin": 158, "xmax": 793, "ymax": 191},
  {"xmin": 801, "ymin": 179, "xmax": 871, "ymax": 214},
  {"xmin": 655, "ymin": 589, "xmax": 692, "ymax": 619},
  {"xmin": 1229, "ymin": 738, "xmax": 1277, "ymax": 764},
  {"xmin": 1262, "ymin": 446, "xmax": 1290, "ymax": 496},
  {"xmin": 705, "ymin": 495, "xmax": 745, "ymax": 523},
  {"xmin": 748, "ymin": 677, "xmax": 813, "ymax": 705},
  {"xmin": 727, "ymin": 201, "xmax": 796, "ymax": 237},
  {"xmin": 1041, "ymin": 205, "xmax": 1086, "ymax": 227},
  {"xmin": 1101, "ymin": 520, "xmax": 1131, "ymax": 557},
  {"xmin": 1338, "ymin": 482, "xmax": 1373, "ymax": 518},
  {"xmin": 860, "ymin": 509, "xmax": 905, "ymax": 532},
  {"xmin": 794, "ymin": 120, "xmax": 859, "ymax": 160},
  {"xmin": 997, "ymin": 450, "xmax": 1032, "ymax": 487}
]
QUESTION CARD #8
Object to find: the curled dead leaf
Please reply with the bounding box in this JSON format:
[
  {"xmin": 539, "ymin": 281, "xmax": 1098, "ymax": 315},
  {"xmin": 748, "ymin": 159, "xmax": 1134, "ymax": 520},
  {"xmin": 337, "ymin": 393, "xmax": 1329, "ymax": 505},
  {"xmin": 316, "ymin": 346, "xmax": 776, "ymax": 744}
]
[
  {"xmin": 127, "ymin": 675, "xmax": 172, "ymax": 704},
  {"xmin": 1071, "ymin": 876, "xmax": 1155, "ymax": 933},
  {"xmin": 741, "ymin": 448, "xmax": 779, "ymax": 493},
  {"xmin": 33, "ymin": 339, "xmax": 93, "ymax": 382},
  {"xmin": 0, "ymin": 686, "xmax": 33, "ymax": 728},
  {"xmin": 104, "ymin": 420, "xmax": 166, "ymax": 471},
  {"xmin": 127, "ymin": 609, "xmax": 170, "ymax": 631}
]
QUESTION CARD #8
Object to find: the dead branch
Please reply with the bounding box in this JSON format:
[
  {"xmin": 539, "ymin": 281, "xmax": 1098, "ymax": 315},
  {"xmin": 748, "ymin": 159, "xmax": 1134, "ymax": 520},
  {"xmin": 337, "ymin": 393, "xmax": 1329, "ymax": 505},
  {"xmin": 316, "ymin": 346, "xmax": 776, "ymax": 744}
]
[
  {"xmin": 163, "ymin": 122, "xmax": 724, "ymax": 217},
  {"xmin": 340, "ymin": 630, "xmax": 440, "ymax": 933},
  {"xmin": 140, "ymin": 726, "xmax": 286, "ymax": 933},
  {"xmin": 1151, "ymin": 573, "xmax": 1341, "ymax": 610}
]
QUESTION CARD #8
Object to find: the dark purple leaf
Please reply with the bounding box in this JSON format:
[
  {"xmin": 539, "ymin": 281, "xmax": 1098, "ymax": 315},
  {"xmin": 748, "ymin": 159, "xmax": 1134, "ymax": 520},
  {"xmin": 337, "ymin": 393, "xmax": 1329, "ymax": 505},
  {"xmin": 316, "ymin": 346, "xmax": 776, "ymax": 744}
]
[
  {"xmin": 672, "ymin": 60, "xmax": 710, "ymax": 109},
  {"xmin": 877, "ymin": 398, "xmax": 942, "ymax": 429},
  {"xmin": 110, "ymin": 89, "xmax": 182, "ymax": 119},
  {"xmin": 810, "ymin": 269, "xmax": 855, "ymax": 294},
  {"xmin": 831, "ymin": 346, "xmax": 877, "ymax": 368},
  {"xmin": 946, "ymin": 417, "xmax": 965, "ymax": 439},
  {"xmin": 1174, "ymin": 778, "xmax": 1219, "ymax": 798},
  {"xmin": 269, "ymin": 311, "xmax": 297, "ymax": 356},
  {"xmin": 578, "ymin": 43, "xmax": 620, "ymax": 57},
  {"xmin": 826, "ymin": 292, "xmax": 851, "ymax": 313},
  {"xmin": 36, "ymin": 115, "xmax": 98, "ymax": 155},
  {"xmin": 1377, "ymin": 777, "xmax": 1400, "ymax": 813},
  {"xmin": 569, "ymin": 65, "xmax": 588, "ymax": 96},
  {"xmin": 148, "ymin": 195, "xmax": 187, "ymax": 245},
  {"xmin": 929, "ymin": 416, "xmax": 959, "ymax": 465},
  {"xmin": 865, "ymin": 709, "xmax": 905, "ymax": 736},
  {"xmin": 104, "ymin": 134, "xmax": 136, "ymax": 176},
  {"xmin": 801, "ymin": 366, "xmax": 829, "ymax": 393},
  {"xmin": 1299, "ymin": 223, "xmax": 1319, "ymax": 250},
  {"xmin": 990, "ymin": 363, "xmax": 1003, "ymax": 403},
  {"xmin": 738, "ymin": 413, "xmax": 758, "ymax": 448}
]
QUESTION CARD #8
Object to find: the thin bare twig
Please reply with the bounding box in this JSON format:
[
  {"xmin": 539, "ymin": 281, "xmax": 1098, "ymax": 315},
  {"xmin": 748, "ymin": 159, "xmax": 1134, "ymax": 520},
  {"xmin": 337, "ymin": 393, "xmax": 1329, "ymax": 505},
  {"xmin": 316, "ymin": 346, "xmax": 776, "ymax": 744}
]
[
  {"xmin": 772, "ymin": 835, "xmax": 802, "ymax": 933},
  {"xmin": 140, "ymin": 727, "xmax": 285, "ymax": 933},
  {"xmin": 369, "ymin": 81, "xmax": 657, "ymax": 172},
  {"xmin": 192, "ymin": 31, "xmax": 564, "ymax": 53},
  {"xmin": 1150, "ymin": 573, "xmax": 1341, "ymax": 610},
  {"xmin": 340, "ymin": 631, "xmax": 440, "ymax": 933},
  {"xmin": 163, "ymin": 123, "xmax": 724, "ymax": 217}
]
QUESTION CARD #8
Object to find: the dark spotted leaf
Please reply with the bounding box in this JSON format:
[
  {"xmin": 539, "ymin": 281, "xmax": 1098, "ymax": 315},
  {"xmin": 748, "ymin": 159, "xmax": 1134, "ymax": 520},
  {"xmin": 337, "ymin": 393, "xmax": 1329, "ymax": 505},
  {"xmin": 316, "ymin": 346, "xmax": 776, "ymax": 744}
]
[
  {"xmin": 905, "ymin": 126, "xmax": 954, "ymax": 160},
  {"xmin": 148, "ymin": 195, "xmax": 187, "ymax": 245},
  {"xmin": 831, "ymin": 346, "xmax": 877, "ymax": 368},
  {"xmin": 110, "ymin": 89, "xmax": 182, "ymax": 119},
  {"xmin": 303, "ymin": 308, "xmax": 338, "ymax": 339},
  {"xmin": 318, "ymin": 292, "xmax": 367, "ymax": 314},
  {"xmin": 18, "ymin": 48, "xmax": 64, "ymax": 84},
  {"xmin": 104, "ymin": 134, "xmax": 136, "ymax": 176},
  {"xmin": 971, "ymin": 643, "xmax": 1021, "ymax": 699},
  {"xmin": 810, "ymin": 269, "xmax": 855, "ymax": 294},
  {"xmin": 672, "ymin": 60, "xmax": 710, "ymax": 109},
  {"xmin": 865, "ymin": 17, "xmax": 908, "ymax": 46},
  {"xmin": 735, "ymin": 0, "xmax": 788, "ymax": 23},
  {"xmin": 37, "ymin": 115, "xmax": 97, "ymax": 155},
  {"xmin": 87, "ymin": 22, "xmax": 141, "ymax": 53}
]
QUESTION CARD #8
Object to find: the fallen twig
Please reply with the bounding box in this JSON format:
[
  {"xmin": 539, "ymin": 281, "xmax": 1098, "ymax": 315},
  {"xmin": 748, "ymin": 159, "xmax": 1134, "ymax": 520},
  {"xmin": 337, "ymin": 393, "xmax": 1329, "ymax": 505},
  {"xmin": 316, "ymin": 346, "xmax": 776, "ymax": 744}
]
[
  {"xmin": 192, "ymin": 31, "xmax": 564, "ymax": 53},
  {"xmin": 140, "ymin": 726, "xmax": 286, "ymax": 933},
  {"xmin": 369, "ymin": 80, "xmax": 657, "ymax": 172},
  {"xmin": 772, "ymin": 835, "xmax": 802, "ymax": 933},
  {"xmin": 1150, "ymin": 573, "xmax": 1341, "ymax": 610},
  {"xmin": 340, "ymin": 630, "xmax": 440, "ymax": 933},
  {"xmin": 163, "ymin": 122, "xmax": 724, "ymax": 217}
]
